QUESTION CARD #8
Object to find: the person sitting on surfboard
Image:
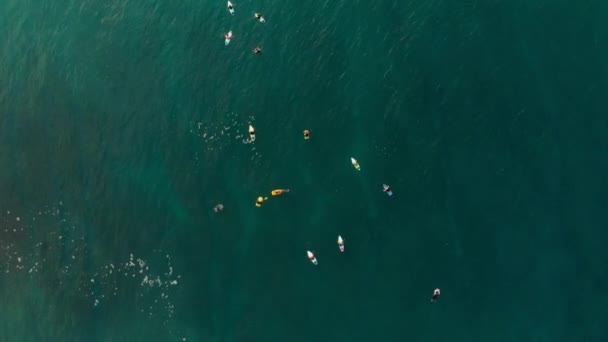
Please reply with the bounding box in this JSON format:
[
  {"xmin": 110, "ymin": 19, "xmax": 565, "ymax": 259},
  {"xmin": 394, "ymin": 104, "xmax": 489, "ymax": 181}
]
[{"xmin": 255, "ymin": 196, "xmax": 267, "ymax": 207}]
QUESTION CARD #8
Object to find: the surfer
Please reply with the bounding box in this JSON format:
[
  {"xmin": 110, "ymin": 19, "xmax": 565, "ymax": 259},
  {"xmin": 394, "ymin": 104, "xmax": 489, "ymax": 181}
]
[
  {"xmin": 337, "ymin": 235, "xmax": 345, "ymax": 252},
  {"xmin": 303, "ymin": 129, "xmax": 310, "ymax": 140},
  {"xmin": 307, "ymin": 251, "xmax": 318, "ymax": 265},
  {"xmin": 255, "ymin": 196, "xmax": 267, "ymax": 207},
  {"xmin": 350, "ymin": 157, "xmax": 361, "ymax": 171},
  {"xmin": 224, "ymin": 31, "xmax": 233, "ymax": 45},
  {"xmin": 248, "ymin": 124, "xmax": 255, "ymax": 141},
  {"xmin": 383, "ymin": 184, "xmax": 393, "ymax": 196},
  {"xmin": 431, "ymin": 288, "xmax": 440, "ymax": 303},
  {"xmin": 271, "ymin": 189, "xmax": 290, "ymax": 196},
  {"xmin": 254, "ymin": 13, "xmax": 265, "ymax": 23}
]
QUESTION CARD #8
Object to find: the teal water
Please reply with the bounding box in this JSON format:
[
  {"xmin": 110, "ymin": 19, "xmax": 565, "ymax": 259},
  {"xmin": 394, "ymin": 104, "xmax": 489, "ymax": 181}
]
[{"xmin": 1, "ymin": 0, "xmax": 608, "ymax": 341}]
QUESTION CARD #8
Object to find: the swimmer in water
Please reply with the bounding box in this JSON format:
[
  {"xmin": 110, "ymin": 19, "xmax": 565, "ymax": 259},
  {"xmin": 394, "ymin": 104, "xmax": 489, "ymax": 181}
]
[
  {"xmin": 303, "ymin": 129, "xmax": 310, "ymax": 140},
  {"xmin": 213, "ymin": 204, "xmax": 224, "ymax": 213},
  {"xmin": 253, "ymin": 47, "xmax": 262, "ymax": 55}
]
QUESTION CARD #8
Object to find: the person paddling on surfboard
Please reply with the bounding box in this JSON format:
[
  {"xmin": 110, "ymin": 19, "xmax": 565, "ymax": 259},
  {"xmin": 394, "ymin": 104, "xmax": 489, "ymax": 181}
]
[
  {"xmin": 271, "ymin": 189, "xmax": 290, "ymax": 196},
  {"xmin": 383, "ymin": 184, "xmax": 393, "ymax": 196}
]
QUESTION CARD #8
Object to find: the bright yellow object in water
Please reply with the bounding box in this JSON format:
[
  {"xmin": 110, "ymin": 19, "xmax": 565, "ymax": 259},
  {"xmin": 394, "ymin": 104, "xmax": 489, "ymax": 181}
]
[
  {"xmin": 271, "ymin": 189, "xmax": 291, "ymax": 196},
  {"xmin": 255, "ymin": 196, "xmax": 268, "ymax": 207}
]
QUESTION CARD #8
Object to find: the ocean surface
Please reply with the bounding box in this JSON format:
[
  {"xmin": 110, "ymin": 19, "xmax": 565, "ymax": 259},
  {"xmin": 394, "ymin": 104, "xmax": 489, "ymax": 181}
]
[{"xmin": 1, "ymin": 0, "xmax": 607, "ymax": 341}]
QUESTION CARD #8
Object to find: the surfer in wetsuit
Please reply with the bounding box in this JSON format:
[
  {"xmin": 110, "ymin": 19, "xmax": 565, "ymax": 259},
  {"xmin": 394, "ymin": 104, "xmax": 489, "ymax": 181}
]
[
  {"xmin": 431, "ymin": 288, "xmax": 440, "ymax": 303},
  {"xmin": 254, "ymin": 13, "xmax": 265, "ymax": 23}
]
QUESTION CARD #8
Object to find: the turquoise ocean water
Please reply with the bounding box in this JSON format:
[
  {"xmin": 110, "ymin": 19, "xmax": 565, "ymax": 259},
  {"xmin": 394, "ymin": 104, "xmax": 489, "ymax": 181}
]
[{"xmin": 1, "ymin": 0, "xmax": 607, "ymax": 341}]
